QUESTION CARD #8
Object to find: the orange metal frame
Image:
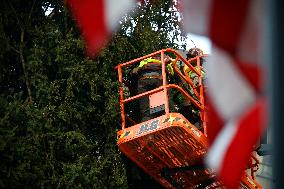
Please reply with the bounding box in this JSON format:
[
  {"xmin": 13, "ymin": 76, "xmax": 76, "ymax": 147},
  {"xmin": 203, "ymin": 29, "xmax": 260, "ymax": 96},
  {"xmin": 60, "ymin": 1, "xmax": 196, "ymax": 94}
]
[
  {"xmin": 116, "ymin": 48, "xmax": 206, "ymax": 131},
  {"xmin": 117, "ymin": 113, "xmax": 212, "ymax": 188},
  {"xmin": 115, "ymin": 48, "xmax": 262, "ymax": 189}
]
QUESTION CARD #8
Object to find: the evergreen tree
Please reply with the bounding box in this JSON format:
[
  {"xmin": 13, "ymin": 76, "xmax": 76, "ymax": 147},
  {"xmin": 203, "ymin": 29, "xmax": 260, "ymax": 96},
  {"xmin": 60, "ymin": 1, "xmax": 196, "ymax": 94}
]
[{"xmin": 0, "ymin": 0, "xmax": 186, "ymax": 188}]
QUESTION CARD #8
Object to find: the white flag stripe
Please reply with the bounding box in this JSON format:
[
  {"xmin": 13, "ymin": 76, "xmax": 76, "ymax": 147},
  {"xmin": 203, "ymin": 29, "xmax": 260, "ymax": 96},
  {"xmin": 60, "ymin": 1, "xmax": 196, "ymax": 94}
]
[
  {"xmin": 182, "ymin": 0, "xmax": 212, "ymax": 36},
  {"xmin": 207, "ymin": 46, "xmax": 256, "ymax": 121},
  {"xmin": 106, "ymin": 0, "xmax": 136, "ymax": 31},
  {"xmin": 179, "ymin": 1, "xmax": 265, "ymax": 187},
  {"xmin": 206, "ymin": 120, "xmax": 238, "ymax": 173}
]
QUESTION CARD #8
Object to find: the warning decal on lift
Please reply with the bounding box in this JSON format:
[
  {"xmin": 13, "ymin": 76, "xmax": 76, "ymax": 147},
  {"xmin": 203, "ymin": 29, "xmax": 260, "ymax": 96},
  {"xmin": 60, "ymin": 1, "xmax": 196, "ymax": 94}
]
[{"xmin": 136, "ymin": 119, "xmax": 159, "ymax": 135}]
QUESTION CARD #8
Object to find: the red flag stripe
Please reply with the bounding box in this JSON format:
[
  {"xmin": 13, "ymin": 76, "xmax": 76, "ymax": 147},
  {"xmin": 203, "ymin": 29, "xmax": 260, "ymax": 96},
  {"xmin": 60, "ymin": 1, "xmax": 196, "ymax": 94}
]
[
  {"xmin": 180, "ymin": 0, "xmax": 266, "ymax": 187},
  {"xmin": 219, "ymin": 98, "xmax": 266, "ymax": 189},
  {"xmin": 234, "ymin": 0, "xmax": 265, "ymax": 92},
  {"xmin": 206, "ymin": 117, "xmax": 239, "ymax": 174},
  {"xmin": 67, "ymin": 0, "xmax": 108, "ymax": 56},
  {"xmin": 206, "ymin": 99, "xmax": 224, "ymax": 145},
  {"xmin": 207, "ymin": 46, "xmax": 256, "ymax": 122},
  {"xmin": 236, "ymin": 0, "xmax": 264, "ymax": 64},
  {"xmin": 209, "ymin": 0, "xmax": 251, "ymax": 55},
  {"xmin": 236, "ymin": 60, "xmax": 263, "ymax": 92},
  {"xmin": 206, "ymin": 52, "xmax": 262, "ymax": 144},
  {"xmin": 66, "ymin": 0, "xmax": 136, "ymax": 56},
  {"xmin": 182, "ymin": 0, "xmax": 263, "ymax": 91},
  {"xmin": 209, "ymin": 0, "xmax": 264, "ymax": 91},
  {"xmin": 206, "ymin": 98, "xmax": 266, "ymax": 188}
]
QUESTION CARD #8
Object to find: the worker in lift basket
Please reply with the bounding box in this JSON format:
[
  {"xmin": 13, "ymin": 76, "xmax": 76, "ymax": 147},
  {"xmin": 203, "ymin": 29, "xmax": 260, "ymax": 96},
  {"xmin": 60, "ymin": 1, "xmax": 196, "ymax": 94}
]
[
  {"xmin": 178, "ymin": 47, "xmax": 206, "ymax": 130},
  {"xmin": 130, "ymin": 55, "xmax": 173, "ymax": 122},
  {"xmin": 184, "ymin": 47, "xmax": 206, "ymax": 89}
]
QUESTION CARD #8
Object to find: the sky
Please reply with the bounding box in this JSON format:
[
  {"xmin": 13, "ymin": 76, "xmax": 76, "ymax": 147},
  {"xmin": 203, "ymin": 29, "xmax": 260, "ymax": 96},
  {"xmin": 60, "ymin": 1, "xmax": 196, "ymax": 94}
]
[{"xmin": 186, "ymin": 33, "xmax": 212, "ymax": 54}]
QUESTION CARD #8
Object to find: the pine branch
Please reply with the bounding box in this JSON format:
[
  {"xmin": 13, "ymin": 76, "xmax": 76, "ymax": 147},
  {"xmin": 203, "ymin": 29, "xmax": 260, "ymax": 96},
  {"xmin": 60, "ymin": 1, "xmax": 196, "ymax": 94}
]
[
  {"xmin": 7, "ymin": 0, "xmax": 23, "ymax": 30},
  {"xmin": 19, "ymin": 30, "xmax": 33, "ymax": 102}
]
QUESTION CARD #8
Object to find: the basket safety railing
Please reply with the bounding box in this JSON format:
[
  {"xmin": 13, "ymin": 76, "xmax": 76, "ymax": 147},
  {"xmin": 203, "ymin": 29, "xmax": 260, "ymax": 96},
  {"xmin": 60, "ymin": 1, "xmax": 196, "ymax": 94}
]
[{"xmin": 115, "ymin": 48, "xmax": 207, "ymax": 134}]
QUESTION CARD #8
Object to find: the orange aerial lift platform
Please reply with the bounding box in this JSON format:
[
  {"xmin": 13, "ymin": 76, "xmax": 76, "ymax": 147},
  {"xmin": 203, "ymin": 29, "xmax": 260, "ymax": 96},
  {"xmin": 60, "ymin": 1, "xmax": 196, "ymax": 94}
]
[{"xmin": 116, "ymin": 48, "xmax": 262, "ymax": 189}]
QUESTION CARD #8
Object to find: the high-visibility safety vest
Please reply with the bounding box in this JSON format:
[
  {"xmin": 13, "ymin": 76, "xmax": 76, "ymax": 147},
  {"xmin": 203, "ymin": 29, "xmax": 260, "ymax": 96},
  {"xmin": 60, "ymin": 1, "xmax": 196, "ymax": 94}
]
[
  {"xmin": 138, "ymin": 57, "xmax": 161, "ymax": 68},
  {"xmin": 183, "ymin": 64, "xmax": 205, "ymax": 78},
  {"xmin": 167, "ymin": 63, "xmax": 174, "ymax": 75},
  {"xmin": 138, "ymin": 57, "xmax": 174, "ymax": 75}
]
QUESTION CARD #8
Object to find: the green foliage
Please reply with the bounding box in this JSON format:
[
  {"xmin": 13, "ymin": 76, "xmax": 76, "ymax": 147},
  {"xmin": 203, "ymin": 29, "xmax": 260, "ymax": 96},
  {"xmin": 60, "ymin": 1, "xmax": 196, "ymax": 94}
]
[{"xmin": 0, "ymin": 0, "xmax": 186, "ymax": 188}]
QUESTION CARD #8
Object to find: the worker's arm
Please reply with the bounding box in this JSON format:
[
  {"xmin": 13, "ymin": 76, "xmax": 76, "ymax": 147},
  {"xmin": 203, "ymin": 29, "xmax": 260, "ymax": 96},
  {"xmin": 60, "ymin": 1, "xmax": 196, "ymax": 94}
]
[{"xmin": 130, "ymin": 59, "xmax": 148, "ymax": 76}]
